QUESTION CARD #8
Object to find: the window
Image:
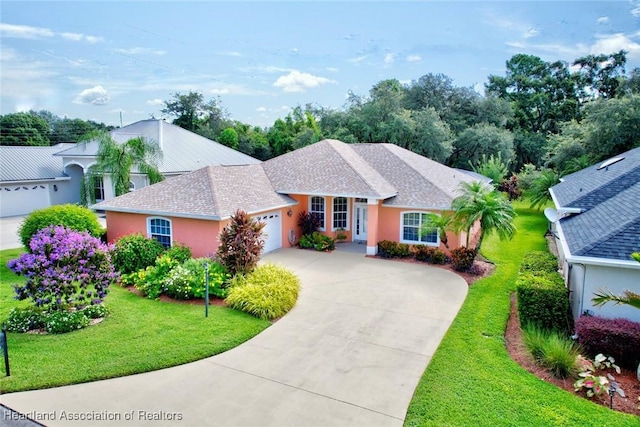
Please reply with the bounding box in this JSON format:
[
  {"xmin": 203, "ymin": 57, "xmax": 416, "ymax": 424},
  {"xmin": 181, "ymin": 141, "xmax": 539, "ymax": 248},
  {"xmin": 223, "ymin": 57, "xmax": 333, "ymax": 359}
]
[
  {"xmin": 148, "ymin": 218, "xmax": 172, "ymax": 248},
  {"xmin": 94, "ymin": 177, "xmax": 105, "ymax": 201},
  {"xmin": 310, "ymin": 196, "xmax": 325, "ymax": 230},
  {"xmin": 401, "ymin": 212, "xmax": 438, "ymax": 245},
  {"xmin": 129, "ymin": 181, "xmax": 136, "ymax": 191},
  {"xmin": 333, "ymin": 197, "xmax": 348, "ymax": 230}
]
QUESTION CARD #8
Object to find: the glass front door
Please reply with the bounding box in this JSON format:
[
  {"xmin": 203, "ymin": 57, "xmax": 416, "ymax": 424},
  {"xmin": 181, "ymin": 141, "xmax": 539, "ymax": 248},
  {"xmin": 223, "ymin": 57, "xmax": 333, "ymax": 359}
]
[{"xmin": 354, "ymin": 203, "xmax": 367, "ymax": 240}]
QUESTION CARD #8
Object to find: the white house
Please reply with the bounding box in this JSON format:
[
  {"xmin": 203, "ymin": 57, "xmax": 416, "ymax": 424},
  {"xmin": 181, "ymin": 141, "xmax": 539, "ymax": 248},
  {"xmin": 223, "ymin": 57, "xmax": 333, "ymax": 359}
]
[
  {"xmin": 549, "ymin": 147, "xmax": 640, "ymax": 323},
  {"xmin": 0, "ymin": 120, "xmax": 259, "ymax": 218}
]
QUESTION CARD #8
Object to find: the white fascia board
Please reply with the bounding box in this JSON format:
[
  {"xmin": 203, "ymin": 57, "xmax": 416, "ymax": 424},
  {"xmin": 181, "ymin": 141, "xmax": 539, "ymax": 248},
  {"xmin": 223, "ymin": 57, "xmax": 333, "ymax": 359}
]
[
  {"xmin": 2, "ymin": 177, "xmax": 71, "ymax": 185},
  {"xmin": 91, "ymin": 206, "xmax": 223, "ymax": 221},
  {"xmin": 549, "ymin": 188, "xmax": 583, "ymax": 215},
  {"xmin": 276, "ymin": 190, "xmax": 392, "ymax": 200}
]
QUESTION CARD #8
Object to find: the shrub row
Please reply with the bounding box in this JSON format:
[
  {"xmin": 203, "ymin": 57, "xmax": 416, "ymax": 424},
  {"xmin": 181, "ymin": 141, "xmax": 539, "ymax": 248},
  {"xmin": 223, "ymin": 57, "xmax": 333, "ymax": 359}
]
[
  {"xmin": 299, "ymin": 232, "xmax": 335, "ymax": 251},
  {"xmin": 516, "ymin": 251, "xmax": 571, "ymax": 334},
  {"xmin": 122, "ymin": 253, "xmax": 229, "ymax": 300},
  {"xmin": 377, "ymin": 240, "xmax": 448, "ymax": 265},
  {"xmin": 225, "ymin": 264, "xmax": 300, "ymax": 320},
  {"xmin": 6, "ymin": 304, "xmax": 109, "ymax": 334},
  {"xmin": 575, "ymin": 315, "xmax": 640, "ymax": 370}
]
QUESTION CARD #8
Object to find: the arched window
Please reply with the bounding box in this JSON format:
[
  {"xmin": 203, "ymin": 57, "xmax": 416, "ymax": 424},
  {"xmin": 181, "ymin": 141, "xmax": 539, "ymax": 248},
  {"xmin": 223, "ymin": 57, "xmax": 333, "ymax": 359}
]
[
  {"xmin": 148, "ymin": 217, "xmax": 172, "ymax": 248},
  {"xmin": 400, "ymin": 212, "xmax": 439, "ymax": 246}
]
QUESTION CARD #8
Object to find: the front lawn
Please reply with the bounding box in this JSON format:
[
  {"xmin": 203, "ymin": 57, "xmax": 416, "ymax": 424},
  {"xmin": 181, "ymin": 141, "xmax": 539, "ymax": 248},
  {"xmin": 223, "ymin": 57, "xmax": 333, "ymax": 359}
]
[
  {"xmin": 0, "ymin": 249, "xmax": 270, "ymax": 393},
  {"xmin": 405, "ymin": 201, "xmax": 639, "ymax": 426}
]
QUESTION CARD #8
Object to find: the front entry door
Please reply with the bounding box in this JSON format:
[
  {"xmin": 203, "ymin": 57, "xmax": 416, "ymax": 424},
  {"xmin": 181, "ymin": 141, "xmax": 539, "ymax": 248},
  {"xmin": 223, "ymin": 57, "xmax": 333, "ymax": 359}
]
[{"xmin": 354, "ymin": 203, "xmax": 368, "ymax": 241}]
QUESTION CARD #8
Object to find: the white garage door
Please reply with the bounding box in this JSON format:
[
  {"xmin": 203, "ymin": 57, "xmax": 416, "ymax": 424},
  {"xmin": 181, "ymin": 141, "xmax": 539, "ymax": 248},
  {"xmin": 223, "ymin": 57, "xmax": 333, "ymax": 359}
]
[
  {"xmin": 0, "ymin": 184, "xmax": 50, "ymax": 217},
  {"xmin": 254, "ymin": 211, "xmax": 282, "ymax": 253}
]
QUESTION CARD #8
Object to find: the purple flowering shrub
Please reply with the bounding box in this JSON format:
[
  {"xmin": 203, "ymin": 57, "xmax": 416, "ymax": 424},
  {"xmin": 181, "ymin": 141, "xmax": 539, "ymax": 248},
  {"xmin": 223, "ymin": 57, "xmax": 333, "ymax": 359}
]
[{"xmin": 7, "ymin": 225, "xmax": 119, "ymax": 312}]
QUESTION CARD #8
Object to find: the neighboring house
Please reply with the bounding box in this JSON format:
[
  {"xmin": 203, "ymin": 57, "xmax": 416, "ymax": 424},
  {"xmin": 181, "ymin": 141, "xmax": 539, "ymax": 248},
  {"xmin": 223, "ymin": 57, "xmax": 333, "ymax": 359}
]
[
  {"xmin": 0, "ymin": 144, "xmax": 77, "ymax": 217},
  {"xmin": 549, "ymin": 146, "xmax": 640, "ymax": 323},
  {"xmin": 0, "ymin": 119, "xmax": 259, "ymax": 217},
  {"xmin": 95, "ymin": 139, "xmax": 482, "ymax": 257}
]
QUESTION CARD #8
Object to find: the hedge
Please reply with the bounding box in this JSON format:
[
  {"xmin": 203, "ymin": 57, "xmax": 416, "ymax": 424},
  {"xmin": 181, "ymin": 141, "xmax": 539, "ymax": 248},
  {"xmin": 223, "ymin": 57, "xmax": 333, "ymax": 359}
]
[
  {"xmin": 516, "ymin": 271, "xmax": 571, "ymax": 334},
  {"xmin": 575, "ymin": 315, "xmax": 640, "ymax": 370}
]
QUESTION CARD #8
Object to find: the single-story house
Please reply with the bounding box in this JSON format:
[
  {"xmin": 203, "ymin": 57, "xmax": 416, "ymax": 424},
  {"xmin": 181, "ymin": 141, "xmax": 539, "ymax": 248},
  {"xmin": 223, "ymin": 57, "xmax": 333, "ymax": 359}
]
[
  {"xmin": 94, "ymin": 139, "xmax": 482, "ymax": 257},
  {"xmin": 0, "ymin": 119, "xmax": 259, "ymax": 217},
  {"xmin": 549, "ymin": 146, "xmax": 640, "ymax": 323}
]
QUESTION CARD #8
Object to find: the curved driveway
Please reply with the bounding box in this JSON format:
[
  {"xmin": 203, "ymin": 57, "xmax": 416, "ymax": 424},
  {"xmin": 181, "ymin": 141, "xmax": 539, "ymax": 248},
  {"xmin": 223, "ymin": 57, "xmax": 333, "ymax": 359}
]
[{"xmin": 0, "ymin": 248, "xmax": 467, "ymax": 427}]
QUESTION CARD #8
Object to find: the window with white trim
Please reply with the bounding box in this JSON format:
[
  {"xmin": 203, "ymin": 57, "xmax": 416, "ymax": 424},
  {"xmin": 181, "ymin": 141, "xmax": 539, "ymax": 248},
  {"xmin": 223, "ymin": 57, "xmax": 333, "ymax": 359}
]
[
  {"xmin": 310, "ymin": 196, "xmax": 325, "ymax": 230},
  {"xmin": 148, "ymin": 217, "xmax": 172, "ymax": 248},
  {"xmin": 94, "ymin": 177, "xmax": 105, "ymax": 202},
  {"xmin": 401, "ymin": 212, "xmax": 439, "ymax": 245},
  {"xmin": 332, "ymin": 197, "xmax": 348, "ymax": 230}
]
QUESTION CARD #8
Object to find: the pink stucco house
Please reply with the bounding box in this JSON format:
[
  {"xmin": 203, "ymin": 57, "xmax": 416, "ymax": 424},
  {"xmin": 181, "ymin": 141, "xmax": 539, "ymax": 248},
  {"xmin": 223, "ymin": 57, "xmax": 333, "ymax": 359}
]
[{"xmin": 93, "ymin": 139, "xmax": 482, "ymax": 257}]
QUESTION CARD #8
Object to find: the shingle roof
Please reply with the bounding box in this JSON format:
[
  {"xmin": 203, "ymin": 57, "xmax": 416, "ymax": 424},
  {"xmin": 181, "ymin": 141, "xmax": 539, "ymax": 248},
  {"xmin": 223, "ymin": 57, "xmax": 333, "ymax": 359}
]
[
  {"xmin": 263, "ymin": 139, "xmax": 397, "ymax": 198},
  {"xmin": 1, "ymin": 144, "xmax": 75, "ymax": 182},
  {"xmin": 55, "ymin": 120, "xmax": 259, "ymax": 173},
  {"xmin": 352, "ymin": 143, "xmax": 477, "ymax": 209},
  {"xmin": 551, "ymin": 147, "xmax": 640, "ymax": 261},
  {"xmin": 93, "ymin": 164, "xmax": 296, "ymax": 219}
]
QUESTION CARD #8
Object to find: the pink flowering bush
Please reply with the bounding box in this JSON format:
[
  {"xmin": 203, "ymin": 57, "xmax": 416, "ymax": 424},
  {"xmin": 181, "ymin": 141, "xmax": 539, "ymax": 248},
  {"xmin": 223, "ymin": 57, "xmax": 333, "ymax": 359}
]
[{"xmin": 7, "ymin": 225, "xmax": 119, "ymax": 312}]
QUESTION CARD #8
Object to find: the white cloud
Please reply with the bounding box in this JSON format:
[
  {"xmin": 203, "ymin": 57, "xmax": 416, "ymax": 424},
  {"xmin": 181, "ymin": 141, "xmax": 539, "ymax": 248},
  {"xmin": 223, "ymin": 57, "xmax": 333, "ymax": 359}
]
[
  {"xmin": 348, "ymin": 55, "xmax": 369, "ymax": 64},
  {"xmin": 596, "ymin": 16, "xmax": 610, "ymax": 25},
  {"xmin": 0, "ymin": 23, "xmax": 54, "ymax": 39},
  {"xmin": 256, "ymin": 106, "xmax": 267, "ymax": 112},
  {"xmin": 484, "ymin": 10, "xmax": 539, "ymax": 39},
  {"xmin": 210, "ymin": 83, "xmax": 265, "ymax": 96},
  {"xmin": 113, "ymin": 47, "xmax": 166, "ymax": 56},
  {"xmin": 0, "ymin": 23, "xmax": 102, "ymax": 43},
  {"xmin": 524, "ymin": 28, "xmax": 539, "ymax": 39},
  {"xmin": 281, "ymin": 105, "xmax": 290, "ymax": 111},
  {"xmin": 632, "ymin": 1, "xmax": 640, "ymax": 17},
  {"xmin": 146, "ymin": 99, "xmax": 163, "ymax": 106},
  {"xmin": 273, "ymin": 70, "xmax": 336, "ymax": 93},
  {"xmin": 384, "ymin": 53, "xmax": 395, "ymax": 65},
  {"xmin": 406, "ymin": 55, "xmax": 422, "ymax": 62},
  {"xmin": 505, "ymin": 41, "xmax": 589, "ymax": 58},
  {"xmin": 591, "ymin": 33, "xmax": 640, "ymax": 59},
  {"xmin": 326, "ymin": 67, "xmax": 339, "ymax": 72},
  {"xmin": 74, "ymin": 85, "xmax": 109, "ymax": 105}
]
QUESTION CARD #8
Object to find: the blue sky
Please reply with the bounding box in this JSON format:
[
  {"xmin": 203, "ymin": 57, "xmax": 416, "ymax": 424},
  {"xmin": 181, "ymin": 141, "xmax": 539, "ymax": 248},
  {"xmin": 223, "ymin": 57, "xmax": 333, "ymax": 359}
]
[{"xmin": 2, "ymin": 1, "xmax": 639, "ymax": 128}]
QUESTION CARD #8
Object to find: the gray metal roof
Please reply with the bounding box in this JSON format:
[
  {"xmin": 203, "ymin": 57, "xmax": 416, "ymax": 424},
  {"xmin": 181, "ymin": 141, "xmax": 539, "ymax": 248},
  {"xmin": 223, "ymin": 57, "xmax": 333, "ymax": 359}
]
[
  {"xmin": 352, "ymin": 143, "xmax": 477, "ymax": 209},
  {"xmin": 551, "ymin": 146, "xmax": 640, "ymax": 261},
  {"xmin": 1, "ymin": 143, "xmax": 75, "ymax": 182},
  {"xmin": 55, "ymin": 120, "xmax": 259, "ymax": 173},
  {"xmin": 94, "ymin": 164, "xmax": 296, "ymax": 219}
]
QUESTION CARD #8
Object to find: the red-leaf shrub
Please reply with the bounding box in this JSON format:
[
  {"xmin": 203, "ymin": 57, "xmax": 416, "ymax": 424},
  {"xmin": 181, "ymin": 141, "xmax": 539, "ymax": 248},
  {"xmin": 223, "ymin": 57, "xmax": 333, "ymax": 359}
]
[
  {"xmin": 216, "ymin": 210, "xmax": 265, "ymax": 276},
  {"xmin": 450, "ymin": 247, "xmax": 476, "ymax": 271},
  {"xmin": 413, "ymin": 246, "xmax": 447, "ymax": 264},
  {"xmin": 575, "ymin": 315, "xmax": 640, "ymax": 370}
]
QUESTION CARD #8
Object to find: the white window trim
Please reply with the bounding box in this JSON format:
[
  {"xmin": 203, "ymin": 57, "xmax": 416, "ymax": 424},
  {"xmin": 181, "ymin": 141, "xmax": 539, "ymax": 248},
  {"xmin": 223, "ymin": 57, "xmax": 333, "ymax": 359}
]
[
  {"xmin": 332, "ymin": 196, "xmax": 350, "ymax": 231},
  {"xmin": 309, "ymin": 196, "xmax": 326, "ymax": 231},
  {"xmin": 147, "ymin": 216, "xmax": 173, "ymax": 248},
  {"xmin": 399, "ymin": 211, "xmax": 440, "ymax": 247}
]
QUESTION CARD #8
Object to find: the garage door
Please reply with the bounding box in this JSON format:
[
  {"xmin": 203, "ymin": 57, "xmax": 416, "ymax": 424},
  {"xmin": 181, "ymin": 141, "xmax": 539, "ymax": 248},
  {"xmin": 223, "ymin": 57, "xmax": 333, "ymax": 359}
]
[
  {"xmin": 0, "ymin": 184, "xmax": 50, "ymax": 217},
  {"xmin": 254, "ymin": 211, "xmax": 282, "ymax": 253}
]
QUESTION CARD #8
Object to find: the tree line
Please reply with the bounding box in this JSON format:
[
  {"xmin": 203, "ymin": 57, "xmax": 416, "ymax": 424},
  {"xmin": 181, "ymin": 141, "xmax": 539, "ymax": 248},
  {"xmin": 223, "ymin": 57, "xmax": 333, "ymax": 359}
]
[{"xmin": 3, "ymin": 51, "xmax": 639, "ymax": 187}]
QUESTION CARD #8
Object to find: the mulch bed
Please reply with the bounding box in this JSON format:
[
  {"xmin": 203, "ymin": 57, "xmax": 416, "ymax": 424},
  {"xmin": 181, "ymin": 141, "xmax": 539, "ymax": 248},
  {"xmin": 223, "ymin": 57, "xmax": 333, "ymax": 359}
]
[
  {"xmin": 126, "ymin": 286, "xmax": 227, "ymax": 307},
  {"xmin": 505, "ymin": 293, "xmax": 640, "ymax": 416}
]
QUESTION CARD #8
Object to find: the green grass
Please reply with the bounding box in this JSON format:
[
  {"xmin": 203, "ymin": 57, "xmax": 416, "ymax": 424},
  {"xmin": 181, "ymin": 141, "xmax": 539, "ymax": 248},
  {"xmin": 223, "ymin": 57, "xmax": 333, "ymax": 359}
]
[
  {"xmin": 405, "ymin": 201, "xmax": 639, "ymax": 426},
  {"xmin": 0, "ymin": 249, "xmax": 270, "ymax": 393}
]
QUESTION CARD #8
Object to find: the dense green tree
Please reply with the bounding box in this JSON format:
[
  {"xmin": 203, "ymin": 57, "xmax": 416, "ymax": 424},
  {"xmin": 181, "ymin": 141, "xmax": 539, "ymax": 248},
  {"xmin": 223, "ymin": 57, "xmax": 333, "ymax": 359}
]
[
  {"xmin": 573, "ymin": 50, "xmax": 627, "ymax": 99},
  {"xmin": 581, "ymin": 94, "xmax": 640, "ymax": 161},
  {"xmin": 449, "ymin": 123, "xmax": 515, "ymax": 169},
  {"xmin": 0, "ymin": 112, "xmax": 50, "ymax": 146},
  {"xmin": 218, "ymin": 127, "xmax": 239, "ymax": 150},
  {"xmin": 162, "ymin": 90, "xmax": 224, "ymax": 132},
  {"xmin": 82, "ymin": 133, "xmax": 163, "ymax": 204}
]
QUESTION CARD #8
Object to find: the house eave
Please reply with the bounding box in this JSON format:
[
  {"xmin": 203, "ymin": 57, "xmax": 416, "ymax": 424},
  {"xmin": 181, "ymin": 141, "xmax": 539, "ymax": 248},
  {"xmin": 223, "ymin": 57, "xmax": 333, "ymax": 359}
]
[
  {"xmin": 381, "ymin": 203, "xmax": 453, "ymax": 211},
  {"xmin": 549, "ymin": 188, "xmax": 584, "ymax": 215},
  {"xmin": 91, "ymin": 205, "xmax": 223, "ymax": 221},
  {"xmin": 276, "ymin": 190, "xmax": 396, "ymax": 200},
  {"xmin": 1, "ymin": 177, "xmax": 71, "ymax": 185},
  {"xmin": 556, "ymin": 220, "xmax": 640, "ymax": 270}
]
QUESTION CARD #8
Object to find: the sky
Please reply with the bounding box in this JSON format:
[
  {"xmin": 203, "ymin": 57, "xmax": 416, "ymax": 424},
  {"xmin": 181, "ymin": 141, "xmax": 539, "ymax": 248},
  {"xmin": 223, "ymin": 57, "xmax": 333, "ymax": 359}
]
[{"xmin": 1, "ymin": 1, "xmax": 640, "ymax": 128}]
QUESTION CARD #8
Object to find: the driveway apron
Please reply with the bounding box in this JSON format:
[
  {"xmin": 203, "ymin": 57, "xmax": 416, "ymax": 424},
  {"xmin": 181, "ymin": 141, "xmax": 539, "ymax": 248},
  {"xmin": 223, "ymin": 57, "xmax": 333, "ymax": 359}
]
[{"xmin": 0, "ymin": 249, "xmax": 468, "ymax": 427}]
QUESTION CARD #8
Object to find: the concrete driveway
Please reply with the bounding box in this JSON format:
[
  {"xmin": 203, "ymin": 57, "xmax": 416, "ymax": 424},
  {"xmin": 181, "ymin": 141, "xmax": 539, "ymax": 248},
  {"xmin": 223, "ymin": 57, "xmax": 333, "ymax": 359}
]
[{"xmin": 0, "ymin": 248, "xmax": 467, "ymax": 427}]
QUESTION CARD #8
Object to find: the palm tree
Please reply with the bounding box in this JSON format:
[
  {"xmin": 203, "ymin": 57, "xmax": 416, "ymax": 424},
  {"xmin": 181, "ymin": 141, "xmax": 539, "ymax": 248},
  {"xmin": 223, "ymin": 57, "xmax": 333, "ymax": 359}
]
[
  {"xmin": 529, "ymin": 169, "xmax": 560, "ymax": 209},
  {"xmin": 421, "ymin": 212, "xmax": 453, "ymax": 250},
  {"xmin": 82, "ymin": 132, "xmax": 164, "ymax": 205},
  {"xmin": 452, "ymin": 181, "xmax": 516, "ymax": 255}
]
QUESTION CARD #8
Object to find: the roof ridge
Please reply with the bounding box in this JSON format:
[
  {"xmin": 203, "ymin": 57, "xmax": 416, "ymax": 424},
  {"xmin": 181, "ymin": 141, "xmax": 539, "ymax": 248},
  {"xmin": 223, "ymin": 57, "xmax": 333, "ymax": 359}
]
[
  {"xmin": 204, "ymin": 166, "xmax": 223, "ymax": 216},
  {"xmin": 380, "ymin": 143, "xmax": 452, "ymax": 200}
]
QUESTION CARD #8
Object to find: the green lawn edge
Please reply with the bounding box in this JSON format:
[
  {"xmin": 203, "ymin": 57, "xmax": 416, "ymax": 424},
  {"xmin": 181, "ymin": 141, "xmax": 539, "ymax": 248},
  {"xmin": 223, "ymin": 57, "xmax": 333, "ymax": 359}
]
[
  {"xmin": 405, "ymin": 202, "xmax": 639, "ymax": 426},
  {"xmin": 0, "ymin": 249, "xmax": 270, "ymax": 393}
]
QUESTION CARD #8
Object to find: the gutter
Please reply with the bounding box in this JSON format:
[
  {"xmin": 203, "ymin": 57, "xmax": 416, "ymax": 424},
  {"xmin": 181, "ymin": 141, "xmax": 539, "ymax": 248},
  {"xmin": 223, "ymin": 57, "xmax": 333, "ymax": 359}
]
[{"xmin": 2, "ymin": 176, "xmax": 71, "ymax": 185}]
